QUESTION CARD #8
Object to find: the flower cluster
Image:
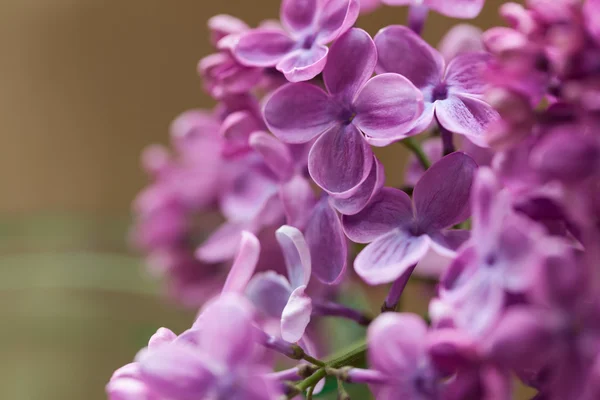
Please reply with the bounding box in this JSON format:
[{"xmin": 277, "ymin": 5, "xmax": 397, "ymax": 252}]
[{"xmin": 110, "ymin": 0, "xmax": 600, "ymax": 399}]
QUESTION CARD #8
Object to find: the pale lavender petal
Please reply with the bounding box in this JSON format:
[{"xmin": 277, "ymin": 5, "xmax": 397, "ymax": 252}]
[
  {"xmin": 374, "ymin": 25, "xmax": 444, "ymax": 90},
  {"xmin": 279, "ymin": 175, "xmax": 317, "ymax": 229},
  {"xmin": 368, "ymin": 313, "xmax": 428, "ymax": 375},
  {"xmin": 263, "ymin": 83, "xmax": 336, "ymax": 143},
  {"xmin": 249, "ymin": 132, "xmax": 294, "ymax": 181},
  {"xmin": 323, "ymin": 28, "xmax": 377, "ymax": 102},
  {"xmin": 222, "ymin": 231, "xmax": 261, "ymax": 294},
  {"xmin": 330, "ymin": 157, "xmax": 384, "ymax": 216},
  {"xmin": 413, "ymin": 152, "xmax": 477, "ymax": 231},
  {"xmin": 276, "ymin": 225, "xmax": 312, "ymax": 288},
  {"xmin": 354, "ymin": 73, "xmax": 424, "ymax": 141},
  {"xmin": 427, "ymin": 0, "xmax": 485, "ymax": 19},
  {"xmin": 280, "ymin": 0, "xmax": 318, "ymax": 34},
  {"xmin": 304, "ymin": 196, "xmax": 348, "ymax": 284},
  {"xmin": 430, "ymin": 230, "xmax": 471, "ymax": 256},
  {"xmin": 445, "ymin": 52, "xmax": 492, "ymax": 96},
  {"xmin": 342, "ymin": 187, "xmax": 413, "ymax": 243},
  {"xmin": 380, "ymin": 0, "xmax": 412, "ymax": 5},
  {"xmin": 308, "ymin": 124, "xmax": 373, "ymax": 195},
  {"xmin": 245, "ymin": 271, "xmax": 292, "ymax": 319},
  {"xmin": 148, "ymin": 328, "xmax": 177, "ymax": 349},
  {"xmin": 438, "ymin": 24, "xmax": 484, "ymax": 62},
  {"xmin": 316, "ymin": 0, "xmax": 361, "ymax": 44},
  {"xmin": 220, "ymin": 165, "xmax": 279, "ymax": 221},
  {"xmin": 234, "ymin": 29, "xmax": 295, "ymax": 67},
  {"xmin": 208, "ymin": 15, "xmax": 249, "ymax": 46},
  {"xmin": 106, "ymin": 376, "xmax": 156, "ymax": 400},
  {"xmin": 196, "ymin": 221, "xmax": 253, "ymax": 263},
  {"xmin": 435, "ymin": 94, "xmax": 499, "ymax": 145},
  {"xmin": 281, "ymin": 285, "xmax": 313, "ymax": 342},
  {"xmin": 355, "ymin": 231, "xmax": 430, "ymax": 285},
  {"xmin": 276, "ymin": 45, "xmax": 329, "ymax": 82}
]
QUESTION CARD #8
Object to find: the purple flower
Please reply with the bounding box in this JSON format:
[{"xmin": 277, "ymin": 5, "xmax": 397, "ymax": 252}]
[
  {"xmin": 246, "ymin": 225, "xmax": 313, "ymax": 342},
  {"xmin": 438, "ymin": 23, "xmax": 484, "ymax": 62},
  {"xmin": 233, "ymin": 0, "xmax": 360, "ymax": 82},
  {"xmin": 381, "ymin": 0, "xmax": 486, "ymax": 19},
  {"xmin": 375, "ymin": 25, "xmax": 499, "ymax": 146},
  {"xmin": 264, "ymin": 28, "xmax": 424, "ymax": 194},
  {"xmin": 343, "ymin": 152, "xmax": 476, "ymax": 285}
]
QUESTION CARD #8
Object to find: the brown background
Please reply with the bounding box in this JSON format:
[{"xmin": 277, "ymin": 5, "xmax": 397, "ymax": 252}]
[{"xmin": 0, "ymin": 1, "xmax": 513, "ymax": 399}]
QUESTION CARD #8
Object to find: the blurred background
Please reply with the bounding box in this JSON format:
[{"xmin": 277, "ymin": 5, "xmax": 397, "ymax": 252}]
[{"xmin": 0, "ymin": 1, "xmax": 511, "ymax": 399}]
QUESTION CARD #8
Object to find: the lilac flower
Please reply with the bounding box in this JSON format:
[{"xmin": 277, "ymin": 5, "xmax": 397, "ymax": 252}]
[
  {"xmin": 233, "ymin": 0, "xmax": 360, "ymax": 82},
  {"xmin": 343, "ymin": 152, "xmax": 476, "ymax": 285},
  {"xmin": 438, "ymin": 24, "xmax": 484, "ymax": 62},
  {"xmin": 264, "ymin": 28, "xmax": 424, "ymax": 194},
  {"xmin": 381, "ymin": 0, "xmax": 486, "ymax": 19},
  {"xmin": 359, "ymin": 0, "xmax": 381, "ymax": 14},
  {"xmin": 245, "ymin": 225, "xmax": 313, "ymax": 342},
  {"xmin": 375, "ymin": 25, "xmax": 499, "ymax": 146}
]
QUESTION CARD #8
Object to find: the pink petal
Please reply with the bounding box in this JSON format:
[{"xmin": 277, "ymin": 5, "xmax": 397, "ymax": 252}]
[
  {"xmin": 148, "ymin": 328, "xmax": 177, "ymax": 349},
  {"xmin": 438, "ymin": 24, "xmax": 484, "ymax": 62},
  {"xmin": 354, "ymin": 73, "xmax": 424, "ymax": 142},
  {"xmin": 276, "ymin": 45, "xmax": 329, "ymax": 82},
  {"xmin": 355, "ymin": 231, "xmax": 431, "ymax": 285},
  {"xmin": 219, "ymin": 111, "xmax": 262, "ymax": 157},
  {"xmin": 281, "ymin": 285, "xmax": 313, "ymax": 342},
  {"xmin": 279, "ymin": 175, "xmax": 317, "ymax": 229},
  {"xmin": 471, "ymin": 167, "xmax": 504, "ymax": 242},
  {"xmin": 324, "ymin": 28, "xmax": 377, "ymax": 102},
  {"xmin": 249, "ymin": 132, "xmax": 294, "ymax": 181},
  {"xmin": 221, "ymin": 231, "xmax": 261, "ymax": 294},
  {"xmin": 208, "ymin": 15, "xmax": 250, "ymax": 46},
  {"xmin": 280, "ymin": 0, "xmax": 318, "ymax": 34},
  {"xmin": 330, "ymin": 156, "xmax": 385, "ymax": 216},
  {"xmin": 245, "ymin": 271, "xmax": 292, "ymax": 319},
  {"xmin": 196, "ymin": 221, "xmax": 253, "ymax": 263},
  {"xmin": 276, "ymin": 225, "xmax": 312, "ymax": 289},
  {"xmin": 263, "ymin": 83, "xmax": 336, "ymax": 143},
  {"xmin": 374, "ymin": 25, "xmax": 444, "ymax": 90},
  {"xmin": 308, "ymin": 124, "xmax": 374, "ymax": 195},
  {"xmin": 413, "ymin": 152, "xmax": 477, "ymax": 231},
  {"xmin": 234, "ymin": 29, "xmax": 295, "ymax": 67},
  {"xmin": 219, "ymin": 166, "xmax": 279, "ymax": 221},
  {"xmin": 426, "ymin": 0, "xmax": 485, "ymax": 19},
  {"xmin": 445, "ymin": 52, "xmax": 492, "ymax": 96},
  {"xmin": 316, "ymin": 0, "xmax": 361, "ymax": 44},
  {"xmin": 342, "ymin": 187, "xmax": 413, "ymax": 243}
]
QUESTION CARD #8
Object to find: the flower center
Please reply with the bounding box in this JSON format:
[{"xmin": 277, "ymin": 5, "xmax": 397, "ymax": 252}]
[
  {"xmin": 484, "ymin": 252, "xmax": 498, "ymax": 268},
  {"xmin": 432, "ymin": 83, "xmax": 449, "ymax": 101},
  {"xmin": 301, "ymin": 34, "xmax": 317, "ymax": 50},
  {"xmin": 338, "ymin": 107, "xmax": 357, "ymax": 125}
]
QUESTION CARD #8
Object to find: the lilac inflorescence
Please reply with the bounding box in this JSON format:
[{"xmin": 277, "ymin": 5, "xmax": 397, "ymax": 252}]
[{"xmin": 111, "ymin": 0, "xmax": 600, "ymax": 399}]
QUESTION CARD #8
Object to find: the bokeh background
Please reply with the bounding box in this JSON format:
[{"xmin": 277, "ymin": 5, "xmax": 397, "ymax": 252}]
[{"xmin": 0, "ymin": 1, "xmax": 512, "ymax": 399}]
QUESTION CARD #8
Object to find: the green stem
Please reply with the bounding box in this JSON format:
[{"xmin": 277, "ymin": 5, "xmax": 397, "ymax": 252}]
[{"xmin": 402, "ymin": 137, "xmax": 431, "ymax": 170}]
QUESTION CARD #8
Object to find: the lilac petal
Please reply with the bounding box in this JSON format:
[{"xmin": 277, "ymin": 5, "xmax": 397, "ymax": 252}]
[
  {"xmin": 304, "ymin": 197, "xmax": 348, "ymax": 284},
  {"xmin": 308, "ymin": 124, "xmax": 373, "ymax": 195},
  {"xmin": 374, "ymin": 25, "xmax": 444, "ymax": 90},
  {"xmin": 355, "ymin": 230, "xmax": 430, "ymax": 285},
  {"xmin": 276, "ymin": 225, "xmax": 312, "ymax": 289},
  {"xmin": 208, "ymin": 15, "xmax": 249, "ymax": 46},
  {"xmin": 245, "ymin": 271, "xmax": 292, "ymax": 319},
  {"xmin": 435, "ymin": 94, "xmax": 499, "ymax": 145},
  {"xmin": 471, "ymin": 167, "xmax": 505, "ymax": 242},
  {"xmin": 323, "ymin": 28, "xmax": 377, "ymax": 102},
  {"xmin": 106, "ymin": 376, "xmax": 156, "ymax": 400},
  {"xmin": 585, "ymin": 0, "xmax": 600, "ymax": 45},
  {"xmin": 280, "ymin": 0, "xmax": 318, "ymax": 34},
  {"xmin": 219, "ymin": 111, "xmax": 262, "ymax": 157},
  {"xmin": 438, "ymin": 24, "xmax": 484, "ymax": 62},
  {"xmin": 354, "ymin": 73, "xmax": 424, "ymax": 141},
  {"xmin": 276, "ymin": 45, "xmax": 329, "ymax": 82},
  {"xmin": 279, "ymin": 175, "xmax": 316, "ymax": 229},
  {"xmin": 445, "ymin": 52, "xmax": 492, "ymax": 96},
  {"xmin": 148, "ymin": 328, "xmax": 177, "ymax": 349},
  {"xmin": 222, "ymin": 231, "xmax": 261, "ymax": 294},
  {"xmin": 342, "ymin": 187, "xmax": 413, "ymax": 243},
  {"xmin": 330, "ymin": 157, "xmax": 385, "ymax": 216},
  {"xmin": 426, "ymin": 328, "xmax": 479, "ymax": 374},
  {"xmin": 316, "ymin": 0, "xmax": 361, "ymax": 44},
  {"xmin": 413, "ymin": 152, "xmax": 477, "ymax": 231},
  {"xmin": 196, "ymin": 221, "xmax": 253, "ymax": 263},
  {"xmin": 405, "ymin": 138, "xmax": 443, "ymax": 186},
  {"xmin": 427, "ymin": 0, "xmax": 485, "ymax": 19},
  {"xmin": 249, "ymin": 132, "xmax": 294, "ymax": 181},
  {"xmin": 234, "ymin": 29, "xmax": 295, "ymax": 67},
  {"xmin": 359, "ymin": 0, "xmax": 381, "ymax": 13},
  {"xmin": 138, "ymin": 344, "xmax": 215, "ymax": 399},
  {"xmin": 263, "ymin": 83, "xmax": 336, "ymax": 143},
  {"xmin": 368, "ymin": 313, "xmax": 428, "ymax": 375},
  {"xmin": 366, "ymin": 101, "xmax": 436, "ymax": 147},
  {"xmin": 429, "ymin": 230, "xmax": 471, "ymax": 257},
  {"xmin": 281, "ymin": 285, "xmax": 313, "ymax": 342},
  {"xmin": 220, "ymin": 166, "xmax": 279, "ymax": 221}
]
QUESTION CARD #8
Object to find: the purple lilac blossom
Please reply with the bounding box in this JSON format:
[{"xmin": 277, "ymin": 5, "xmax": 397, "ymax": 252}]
[{"xmin": 381, "ymin": 0, "xmax": 486, "ymax": 19}]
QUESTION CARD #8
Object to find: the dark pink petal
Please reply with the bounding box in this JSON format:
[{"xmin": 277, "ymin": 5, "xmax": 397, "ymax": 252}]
[
  {"xmin": 281, "ymin": 285, "xmax": 312, "ymax": 342},
  {"xmin": 374, "ymin": 25, "xmax": 444, "ymax": 90},
  {"xmin": 234, "ymin": 29, "xmax": 295, "ymax": 67},
  {"xmin": 427, "ymin": 0, "xmax": 485, "ymax": 19},
  {"xmin": 324, "ymin": 28, "xmax": 377, "ymax": 102},
  {"xmin": 445, "ymin": 52, "xmax": 492, "ymax": 96},
  {"xmin": 413, "ymin": 152, "xmax": 477, "ymax": 231},
  {"xmin": 276, "ymin": 45, "xmax": 329, "ymax": 82},
  {"xmin": 263, "ymin": 83, "xmax": 336, "ymax": 143},
  {"xmin": 355, "ymin": 231, "xmax": 430, "ymax": 285},
  {"xmin": 435, "ymin": 94, "xmax": 499, "ymax": 146},
  {"xmin": 249, "ymin": 132, "xmax": 294, "ymax": 181},
  {"xmin": 304, "ymin": 197, "xmax": 348, "ymax": 284},
  {"xmin": 330, "ymin": 157, "xmax": 385, "ymax": 215},
  {"xmin": 198, "ymin": 52, "xmax": 262, "ymax": 98},
  {"xmin": 279, "ymin": 175, "xmax": 316, "ymax": 229},
  {"xmin": 585, "ymin": 0, "xmax": 600, "ymax": 45},
  {"xmin": 280, "ymin": 0, "xmax": 318, "ymax": 34},
  {"xmin": 426, "ymin": 328, "xmax": 479, "ymax": 374},
  {"xmin": 221, "ymin": 231, "xmax": 261, "ymax": 294},
  {"xmin": 245, "ymin": 271, "xmax": 292, "ymax": 319},
  {"xmin": 276, "ymin": 225, "xmax": 311, "ymax": 289},
  {"xmin": 354, "ymin": 73, "xmax": 424, "ymax": 141},
  {"xmin": 438, "ymin": 24, "xmax": 484, "ymax": 62},
  {"xmin": 196, "ymin": 221, "xmax": 253, "ymax": 263},
  {"xmin": 308, "ymin": 124, "xmax": 373, "ymax": 195},
  {"xmin": 316, "ymin": 0, "xmax": 361, "ymax": 44},
  {"xmin": 342, "ymin": 187, "xmax": 413, "ymax": 243}
]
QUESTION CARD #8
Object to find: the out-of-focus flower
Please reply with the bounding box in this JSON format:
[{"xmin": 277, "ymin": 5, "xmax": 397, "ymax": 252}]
[{"xmin": 381, "ymin": 0, "xmax": 486, "ymax": 19}]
